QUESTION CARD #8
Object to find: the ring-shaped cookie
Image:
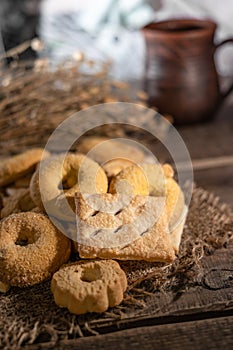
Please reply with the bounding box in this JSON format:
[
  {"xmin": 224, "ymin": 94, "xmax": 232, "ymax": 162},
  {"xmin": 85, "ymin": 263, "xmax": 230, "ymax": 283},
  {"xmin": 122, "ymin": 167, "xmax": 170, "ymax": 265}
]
[
  {"xmin": 0, "ymin": 212, "xmax": 71, "ymax": 287},
  {"xmin": 30, "ymin": 153, "xmax": 108, "ymax": 221}
]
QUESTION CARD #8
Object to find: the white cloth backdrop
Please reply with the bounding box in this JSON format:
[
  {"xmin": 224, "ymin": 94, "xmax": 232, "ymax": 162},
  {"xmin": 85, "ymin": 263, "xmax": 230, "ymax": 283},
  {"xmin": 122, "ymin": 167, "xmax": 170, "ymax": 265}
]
[{"xmin": 39, "ymin": 0, "xmax": 233, "ymax": 79}]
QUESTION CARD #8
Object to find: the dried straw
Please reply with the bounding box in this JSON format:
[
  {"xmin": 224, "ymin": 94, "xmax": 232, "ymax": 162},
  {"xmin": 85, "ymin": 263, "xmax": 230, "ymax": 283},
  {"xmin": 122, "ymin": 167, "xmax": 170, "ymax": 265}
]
[{"xmin": 0, "ymin": 55, "xmax": 149, "ymax": 156}]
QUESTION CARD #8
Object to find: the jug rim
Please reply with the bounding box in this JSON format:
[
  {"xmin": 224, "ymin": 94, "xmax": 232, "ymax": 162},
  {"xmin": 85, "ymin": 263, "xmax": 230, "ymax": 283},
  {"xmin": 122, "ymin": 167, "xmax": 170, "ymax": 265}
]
[{"xmin": 142, "ymin": 18, "xmax": 217, "ymax": 38}]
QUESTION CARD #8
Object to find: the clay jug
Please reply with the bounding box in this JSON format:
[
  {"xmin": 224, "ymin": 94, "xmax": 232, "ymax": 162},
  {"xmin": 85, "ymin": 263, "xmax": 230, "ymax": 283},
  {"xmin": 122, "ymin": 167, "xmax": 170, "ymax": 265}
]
[{"xmin": 142, "ymin": 19, "xmax": 233, "ymax": 124}]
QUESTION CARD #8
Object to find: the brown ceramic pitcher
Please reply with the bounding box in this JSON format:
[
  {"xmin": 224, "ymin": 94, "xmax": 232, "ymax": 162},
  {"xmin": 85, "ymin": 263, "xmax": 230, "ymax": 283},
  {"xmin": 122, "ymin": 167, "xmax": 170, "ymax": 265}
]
[{"xmin": 142, "ymin": 19, "xmax": 233, "ymax": 124}]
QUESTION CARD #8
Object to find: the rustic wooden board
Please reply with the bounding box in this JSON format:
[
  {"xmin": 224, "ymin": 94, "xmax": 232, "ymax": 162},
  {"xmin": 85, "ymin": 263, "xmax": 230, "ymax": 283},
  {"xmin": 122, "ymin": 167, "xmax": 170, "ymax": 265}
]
[
  {"xmin": 178, "ymin": 101, "xmax": 233, "ymax": 207},
  {"xmin": 144, "ymin": 101, "xmax": 233, "ymax": 207},
  {"xmin": 77, "ymin": 245, "xmax": 233, "ymax": 334},
  {"xmin": 193, "ymin": 165, "xmax": 233, "ymax": 207},
  {"xmin": 30, "ymin": 315, "xmax": 233, "ymax": 350},
  {"xmin": 178, "ymin": 91, "xmax": 233, "ymax": 158},
  {"xmin": 22, "ymin": 244, "xmax": 233, "ymax": 350}
]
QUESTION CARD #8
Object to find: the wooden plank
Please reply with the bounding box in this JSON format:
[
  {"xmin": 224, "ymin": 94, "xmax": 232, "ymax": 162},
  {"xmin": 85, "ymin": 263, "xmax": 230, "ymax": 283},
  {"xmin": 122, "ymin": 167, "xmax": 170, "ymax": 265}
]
[
  {"xmin": 81, "ymin": 245, "xmax": 233, "ymax": 333},
  {"xmin": 29, "ymin": 315, "xmax": 233, "ymax": 350},
  {"xmin": 146, "ymin": 101, "xmax": 233, "ymax": 206},
  {"xmin": 16, "ymin": 244, "xmax": 233, "ymax": 349},
  {"xmin": 152, "ymin": 98, "xmax": 233, "ymax": 207},
  {"xmin": 27, "ymin": 245, "xmax": 233, "ymax": 344},
  {"xmin": 193, "ymin": 165, "xmax": 233, "ymax": 207},
  {"xmin": 177, "ymin": 102, "xmax": 233, "ymax": 206},
  {"xmin": 178, "ymin": 100, "xmax": 233, "ymax": 160},
  {"xmin": 150, "ymin": 107, "xmax": 233, "ymax": 163},
  {"xmin": 179, "ymin": 156, "xmax": 233, "ymax": 171}
]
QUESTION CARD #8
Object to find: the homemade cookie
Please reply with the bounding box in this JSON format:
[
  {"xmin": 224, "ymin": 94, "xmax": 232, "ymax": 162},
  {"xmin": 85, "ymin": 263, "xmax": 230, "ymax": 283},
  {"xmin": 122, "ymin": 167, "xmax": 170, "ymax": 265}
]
[
  {"xmin": 109, "ymin": 163, "xmax": 172, "ymax": 196},
  {"xmin": 76, "ymin": 193, "xmax": 166, "ymax": 246},
  {"xmin": 0, "ymin": 148, "xmax": 49, "ymax": 187},
  {"xmin": 103, "ymin": 158, "xmax": 135, "ymax": 178},
  {"xmin": 109, "ymin": 163, "xmax": 185, "ymax": 230},
  {"xmin": 0, "ymin": 212, "xmax": 71, "ymax": 287},
  {"xmin": 13, "ymin": 172, "xmax": 34, "ymax": 188},
  {"xmin": 1, "ymin": 188, "xmax": 35, "ymax": 218},
  {"xmin": 165, "ymin": 177, "xmax": 185, "ymax": 231},
  {"xmin": 29, "ymin": 170, "xmax": 44, "ymax": 210},
  {"xmin": 76, "ymin": 136, "xmax": 145, "ymax": 165},
  {"xmin": 74, "ymin": 193, "xmax": 175, "ymax": 262},
  {"xmin": 51, "ymin": 260, "xmax": 127, "ymax": 314},
  {"xmin": 30, "ymin": 153, "xmax": 108, "ymax": 221}
]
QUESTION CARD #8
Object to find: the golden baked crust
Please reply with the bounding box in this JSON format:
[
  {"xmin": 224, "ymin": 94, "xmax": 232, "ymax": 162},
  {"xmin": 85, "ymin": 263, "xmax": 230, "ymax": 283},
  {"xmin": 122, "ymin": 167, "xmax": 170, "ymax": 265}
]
[
  {"xmin": 0, "ymin": 148, "xmax": 49, "ymax": 187},
  {"xmin": 13, "ymin": 172, "xmax": 33, "ymax": 188},
  {"xmin": 103, "ymin": 158, "xmax": 135, "ymax": 178},
  {"xmin": 29, "ymin": 169, "xmax": 44, "ymax": 210},
  {"xmin": 30, "ymin": 153, "xmax": 108, "ymax": 221},
  {"xmin": 0, "ymin": 212, "xmax": 71, "ymax": 287},
  {"xmin": 74, "ymin": 193, "xmax": 175, "ymax": 262},
  {"xmin": 1, "ymin": 188, "xmax": 35, "ymax": 218},
  {"xmin": 76, "ymin": 136, "xmax": 145, "ymax": 165},
  {"xmin": 165, "ymin": 177, "xmax": 185, "ymax": 230},
  {"xmin": 74, "ymin": 163, "xmax": 186, "ymax": 261},
  {"xmin": 109, "ymin": 163, "xmax": 172, "ymax": 196},
  {"xmin": 51, "ymin": 260, "xmax": 127, "ymax": 314},
  {"xmin": 109, "ymin": 164, "xmax": 149, "ymax": 196},
  {"xmin": 109, "ymin": 162, "xmax": 185, "ymax": 232}
]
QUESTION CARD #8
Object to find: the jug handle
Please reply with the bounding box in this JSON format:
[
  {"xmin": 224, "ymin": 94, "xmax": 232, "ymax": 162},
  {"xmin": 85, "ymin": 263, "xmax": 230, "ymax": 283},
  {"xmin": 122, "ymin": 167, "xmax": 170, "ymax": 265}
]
[{"xmin": 215, "ymin": 38, "xmax": 233, "ymax": 99}]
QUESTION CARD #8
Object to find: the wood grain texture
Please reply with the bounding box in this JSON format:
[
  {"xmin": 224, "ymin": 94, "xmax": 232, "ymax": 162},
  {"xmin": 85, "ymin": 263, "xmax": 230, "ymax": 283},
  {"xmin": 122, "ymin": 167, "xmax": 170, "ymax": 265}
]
[
  {"xmin": 26, "ymin": 245, "xmax": 233, "ymax": 350},
  {"xmin": 193, "ymin": 165, "xmax": 233, "ymax": 207},
  {"xmin": 178, "ymin": 103, "xmax": 233, "ymax": 160},
  {"xmin": 178, "ymin": 102, "xmax": 233, "ymax": 207},
  {"xmin": 148, "ymin": 100, "xmax": 233, "ymax": 207},
  {"xmin": 82, "ymin": 245, "xmax": 233, "ymax": 334},
  {"xmin": 29, "ymin": 315, "xmax": 233, "ymax": 350}
]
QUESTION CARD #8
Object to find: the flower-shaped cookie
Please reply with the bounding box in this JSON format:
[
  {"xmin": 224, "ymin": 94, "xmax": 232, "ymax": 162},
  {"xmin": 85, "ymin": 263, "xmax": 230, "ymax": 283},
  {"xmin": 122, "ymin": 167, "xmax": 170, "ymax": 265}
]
[{"xmin": 51, "ymin": 260, "xmax": 127, "ymax": 314}]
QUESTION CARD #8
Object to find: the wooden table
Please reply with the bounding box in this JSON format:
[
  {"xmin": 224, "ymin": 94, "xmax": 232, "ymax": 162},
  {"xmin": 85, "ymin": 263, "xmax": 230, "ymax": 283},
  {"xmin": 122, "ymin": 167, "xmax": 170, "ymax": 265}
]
[
  {"xmin": 179, "ymin": 97, "xmax": 233, "ymax": 208},
  {"xmin": 31, "ymin": 94, "xmax": 233, "ymax": 350}
]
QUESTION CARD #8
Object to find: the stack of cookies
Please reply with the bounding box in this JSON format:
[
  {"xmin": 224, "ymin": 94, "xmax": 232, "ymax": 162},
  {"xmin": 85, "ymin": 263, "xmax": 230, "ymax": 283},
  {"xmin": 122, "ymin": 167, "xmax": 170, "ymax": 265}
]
[{"xmin": 0, "ymin": 137, "xmax": 187, "ymax": 314}]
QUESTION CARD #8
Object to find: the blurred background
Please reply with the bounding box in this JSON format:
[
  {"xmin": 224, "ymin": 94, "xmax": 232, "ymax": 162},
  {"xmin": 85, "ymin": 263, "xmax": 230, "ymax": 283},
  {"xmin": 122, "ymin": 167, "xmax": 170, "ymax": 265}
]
[
  {"xmin": 0, "ymin": 0, "xmax": 233, "ymax": 80},
  {"xmin": 0, "ymin": 0, "xmax": 232, "ymax": 204}
]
